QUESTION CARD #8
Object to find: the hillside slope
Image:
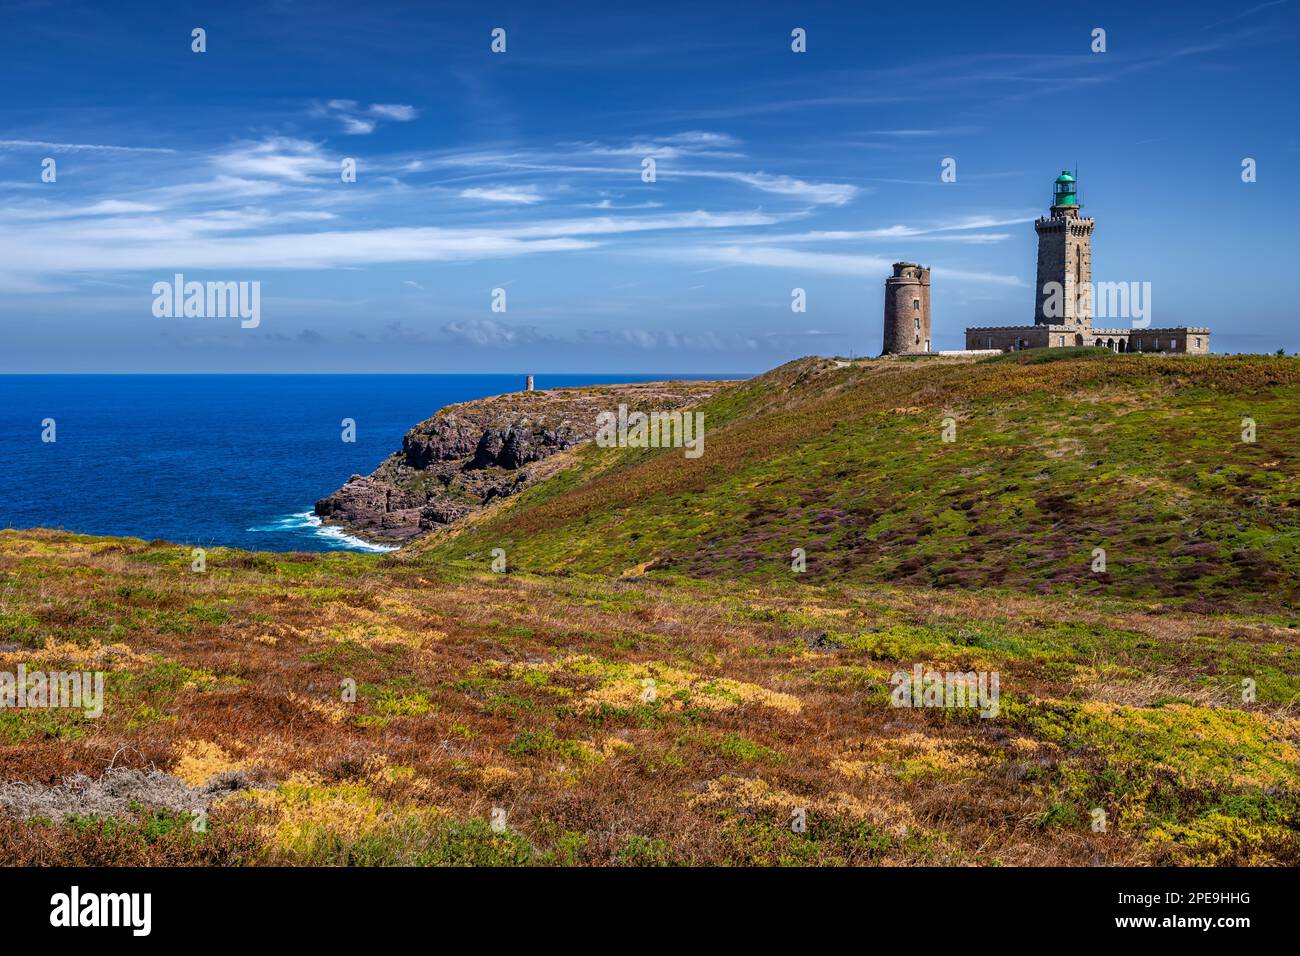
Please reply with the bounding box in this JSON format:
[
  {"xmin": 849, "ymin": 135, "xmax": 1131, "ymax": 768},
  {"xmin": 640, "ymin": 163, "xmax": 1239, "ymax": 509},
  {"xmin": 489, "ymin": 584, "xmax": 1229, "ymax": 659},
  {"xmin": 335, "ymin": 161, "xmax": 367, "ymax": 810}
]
[{"xmin": 421, "ymin": 351, "xmax": 1300, "ymax": 613}]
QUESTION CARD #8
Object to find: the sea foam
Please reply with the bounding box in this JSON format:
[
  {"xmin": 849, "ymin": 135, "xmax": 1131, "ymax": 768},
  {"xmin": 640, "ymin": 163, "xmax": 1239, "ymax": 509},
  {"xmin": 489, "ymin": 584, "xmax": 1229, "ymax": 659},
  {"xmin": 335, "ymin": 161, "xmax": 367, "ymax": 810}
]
[{"xmin": 248, "ymin": 511, "xmax": 399, "ymax": 553}]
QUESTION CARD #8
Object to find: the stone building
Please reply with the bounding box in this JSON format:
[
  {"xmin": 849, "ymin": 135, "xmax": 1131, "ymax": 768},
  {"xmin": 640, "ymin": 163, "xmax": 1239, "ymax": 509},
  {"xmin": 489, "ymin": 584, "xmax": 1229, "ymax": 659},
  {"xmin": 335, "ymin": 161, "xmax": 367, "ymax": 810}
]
[
  {"xmin": 881, "ymin": 261, "xmax": 932, "ymax": 354},
  {"xmin": 962, "ymin": 171, "xmax": 1210, "ymax": 354}
]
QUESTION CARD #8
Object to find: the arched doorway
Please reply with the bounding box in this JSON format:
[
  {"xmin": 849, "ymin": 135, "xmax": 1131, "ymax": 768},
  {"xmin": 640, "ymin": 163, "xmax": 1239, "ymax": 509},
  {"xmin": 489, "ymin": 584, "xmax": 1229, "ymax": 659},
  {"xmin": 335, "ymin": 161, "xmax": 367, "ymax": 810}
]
[{"xmin": 1118, "ymin": 338, "xmax": 1127, "ymax": 353}]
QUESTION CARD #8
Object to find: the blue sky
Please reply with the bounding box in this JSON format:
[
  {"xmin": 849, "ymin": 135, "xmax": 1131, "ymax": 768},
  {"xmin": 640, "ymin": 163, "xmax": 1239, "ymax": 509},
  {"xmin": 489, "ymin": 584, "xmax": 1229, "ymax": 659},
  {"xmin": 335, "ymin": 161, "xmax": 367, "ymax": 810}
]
[{"xmin": 1, "ymin": 0, "xmax": 1296, "ymax": 372}]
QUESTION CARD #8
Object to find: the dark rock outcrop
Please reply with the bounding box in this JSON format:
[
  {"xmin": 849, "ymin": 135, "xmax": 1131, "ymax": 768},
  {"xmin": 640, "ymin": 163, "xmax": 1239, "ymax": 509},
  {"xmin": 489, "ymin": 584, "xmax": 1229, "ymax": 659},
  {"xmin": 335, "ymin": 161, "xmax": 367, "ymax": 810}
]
[
  {"xmin": 315, "ymin": 379, "xmax": 722, "ymax": 544},
  {"xmin": 314, "ymin": 475, "xmax": 432, "ymax": 539}
]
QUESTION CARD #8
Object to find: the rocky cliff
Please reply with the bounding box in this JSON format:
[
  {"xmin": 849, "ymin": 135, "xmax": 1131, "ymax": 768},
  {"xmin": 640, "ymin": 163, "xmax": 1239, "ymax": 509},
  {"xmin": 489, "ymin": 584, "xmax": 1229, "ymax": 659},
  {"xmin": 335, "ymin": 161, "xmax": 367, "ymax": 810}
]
[{"xmin": 315, "ymin": 379, "xmax": 723, "ymax": 543}]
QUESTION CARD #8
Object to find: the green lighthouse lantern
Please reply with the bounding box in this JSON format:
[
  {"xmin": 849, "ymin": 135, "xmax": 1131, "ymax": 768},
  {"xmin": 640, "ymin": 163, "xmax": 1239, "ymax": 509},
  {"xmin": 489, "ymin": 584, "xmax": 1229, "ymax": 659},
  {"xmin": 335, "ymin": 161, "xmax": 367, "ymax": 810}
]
[{"xmin": 1053, "ymin": 170, "xmax": 1078, "ymax": 207}]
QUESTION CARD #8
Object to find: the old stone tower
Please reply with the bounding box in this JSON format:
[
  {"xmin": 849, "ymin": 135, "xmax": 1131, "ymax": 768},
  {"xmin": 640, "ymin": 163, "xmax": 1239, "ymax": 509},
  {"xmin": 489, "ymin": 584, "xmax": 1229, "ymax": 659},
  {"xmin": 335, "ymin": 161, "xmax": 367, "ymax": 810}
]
[
  {"xmin": 965, "ymin": 170, "xmax": 1210, "ymax": 353},
  {"xmin": 1033, "ymin": 171, "xmax": 1095, "ymax": 329},
  {"xmin": 882, "ymin": 262, "xmax": 931, "ymax": 354}
]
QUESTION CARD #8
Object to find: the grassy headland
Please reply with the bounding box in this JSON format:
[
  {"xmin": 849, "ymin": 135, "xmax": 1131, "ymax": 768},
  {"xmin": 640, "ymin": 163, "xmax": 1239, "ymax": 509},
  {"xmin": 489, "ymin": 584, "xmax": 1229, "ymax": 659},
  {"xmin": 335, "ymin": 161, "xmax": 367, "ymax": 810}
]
[{"xmin": 1, "ymin": 350, "xmax": 1297, "ymax": 866}]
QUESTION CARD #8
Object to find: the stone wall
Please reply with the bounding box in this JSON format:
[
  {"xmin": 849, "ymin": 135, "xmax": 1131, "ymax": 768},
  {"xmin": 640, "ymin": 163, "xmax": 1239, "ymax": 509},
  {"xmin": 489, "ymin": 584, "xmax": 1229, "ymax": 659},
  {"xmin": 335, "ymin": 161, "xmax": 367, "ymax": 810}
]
[
  {"xmin": 1090, "ymin": 328, "xmax": 1212, "ymax": 353},
  {"xmin": 967, "ymin": 325, "xmax": 1210, "ymax": 354},
  {"xmin": 965, "ymin": 325, "xmax": 1053, "ymax": 351}
]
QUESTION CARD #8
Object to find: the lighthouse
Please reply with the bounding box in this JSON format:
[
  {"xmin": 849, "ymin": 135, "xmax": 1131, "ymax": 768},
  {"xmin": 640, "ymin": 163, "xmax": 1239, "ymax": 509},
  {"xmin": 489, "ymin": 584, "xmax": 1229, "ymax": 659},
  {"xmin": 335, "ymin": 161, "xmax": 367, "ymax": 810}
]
[{"xmin": 1033, "ymin": 170, "xmax": 1095, "ymax": 330}]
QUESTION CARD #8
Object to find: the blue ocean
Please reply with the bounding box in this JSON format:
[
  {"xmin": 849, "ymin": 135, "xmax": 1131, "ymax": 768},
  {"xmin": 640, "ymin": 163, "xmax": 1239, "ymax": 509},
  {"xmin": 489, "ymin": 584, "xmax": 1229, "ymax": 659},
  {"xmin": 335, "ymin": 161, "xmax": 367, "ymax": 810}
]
[{"xmin": 0, "ymin": 375, "xmax": 707, "ymax": 553}]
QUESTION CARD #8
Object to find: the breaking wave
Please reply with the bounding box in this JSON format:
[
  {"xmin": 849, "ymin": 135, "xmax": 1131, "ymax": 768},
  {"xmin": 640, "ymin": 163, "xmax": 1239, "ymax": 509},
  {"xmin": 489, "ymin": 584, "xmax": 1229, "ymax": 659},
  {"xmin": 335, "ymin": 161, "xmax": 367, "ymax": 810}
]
[{"xmin": 247, "ymin": 510, "xmax": 399, "ymax": 553}]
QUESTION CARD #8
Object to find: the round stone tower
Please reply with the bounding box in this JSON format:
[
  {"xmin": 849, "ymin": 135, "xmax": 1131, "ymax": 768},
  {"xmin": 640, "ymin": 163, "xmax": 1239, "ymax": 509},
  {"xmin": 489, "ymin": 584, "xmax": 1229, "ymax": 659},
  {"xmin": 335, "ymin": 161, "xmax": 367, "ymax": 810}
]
[{"xmin": 882, "ymin": 262, "xmax": 931, "ymax": 355}]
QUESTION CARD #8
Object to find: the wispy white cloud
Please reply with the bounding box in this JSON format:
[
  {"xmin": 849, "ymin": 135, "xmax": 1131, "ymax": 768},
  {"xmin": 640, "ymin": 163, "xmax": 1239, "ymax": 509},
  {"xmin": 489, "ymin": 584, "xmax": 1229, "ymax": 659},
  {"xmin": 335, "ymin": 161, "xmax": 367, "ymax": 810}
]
[
  {"xmin": 215, "ymin": 138, "xmax": 336, "ymax": 181},
  {"xmin": 314, "ymin": 100, "xmax": 419, "ymax": 134},
  {"xmin": 724, "ymin": 215, "xmax": 1037, "ymax": 245},
  {"xmin": 1, "ymin": 208, "xmax": 787, "ymax": 274},
  {"xmin": 0, "ymin": 124, "xmax": 991, "ymax": 301},
  {"xmin": 368, "ymin": 103, "xmax": 418, "ymax": 121},
  {"xmin": 153, "ymin": 175, "xmax": 302, "ymax": 201},
  {"xmin": 442, "ymin": 317, "xmax": 547, "ymax": 347},
  {"xmin": 677, "ymin": 169, "xmax": 858, "ymax": 205},
  {"xmin": 340, "ymin": 115, "xmax": 377, "ymax": 135},
  {"xmin": 460, "ymin": 185, "xmax": 545, "ymax": 204},
  {"xmin": 1200, "ymin": 0, "xmax": 1287, "ymax": 30},
  {"xmin": 580, "ymin": 197, "xmax": 664, "ymax": 210},
  {"xmin": 659, "ymin": 243, "xmax": 1024, "ymax": 286},
  {"xmin": 438, "ymin": 318, "xmax": 781, "ymax": 353},
  {"xmin": 0, "ymin": 272, "xmax": 69, "ymax": 293},
  {"xmin": 605, "ymin": 328, "xmax": 760, "ymax": 351},
  {"xmin": 568, "ymin": 132, "xmax": 745, "ymax": 161},
  {"xmin": 416, "ymin": 136, "xmax": 859, "ymax": 205},
  {"xmin": 1, "ymin": 200, "xmax": 161, "ymax": 220},
  {"xmin": 1, "ymin": 227, "xmax": 591, "ymax": 272},
  {"xmin": 0, "ymin": 139, "xmax": 176, "ymax": 154},
  {"xmin": 670, "ymin": 245, "xmax": 896, "ymax": 276}
]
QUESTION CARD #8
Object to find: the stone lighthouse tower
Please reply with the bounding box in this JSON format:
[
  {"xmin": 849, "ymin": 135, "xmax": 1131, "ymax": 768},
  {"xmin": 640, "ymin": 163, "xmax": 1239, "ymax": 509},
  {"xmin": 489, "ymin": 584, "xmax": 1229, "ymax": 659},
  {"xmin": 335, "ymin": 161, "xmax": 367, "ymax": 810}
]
[
  {"xmin": 881, "ymin": 261, "xmax": 931, "ymax": 355},
  {"xmin": 965, "ymin": 170, "xmax": 1211, "ymax": 353},
  {"xmin": 1033, "ymin": 171, "xmax": 1095, "ymax": 330}
]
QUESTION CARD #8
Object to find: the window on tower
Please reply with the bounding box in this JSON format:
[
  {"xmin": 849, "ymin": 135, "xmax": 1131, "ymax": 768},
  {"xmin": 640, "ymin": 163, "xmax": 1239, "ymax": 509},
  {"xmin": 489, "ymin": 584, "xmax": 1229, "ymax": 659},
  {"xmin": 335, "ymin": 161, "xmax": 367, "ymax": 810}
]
[
  {"xmin": 913, "ymin": 299, "xmax": 920, "ymax": 311},
  {"xmin": 914, "ymin": 317, "xmax": 920, "ymax": 330}
]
